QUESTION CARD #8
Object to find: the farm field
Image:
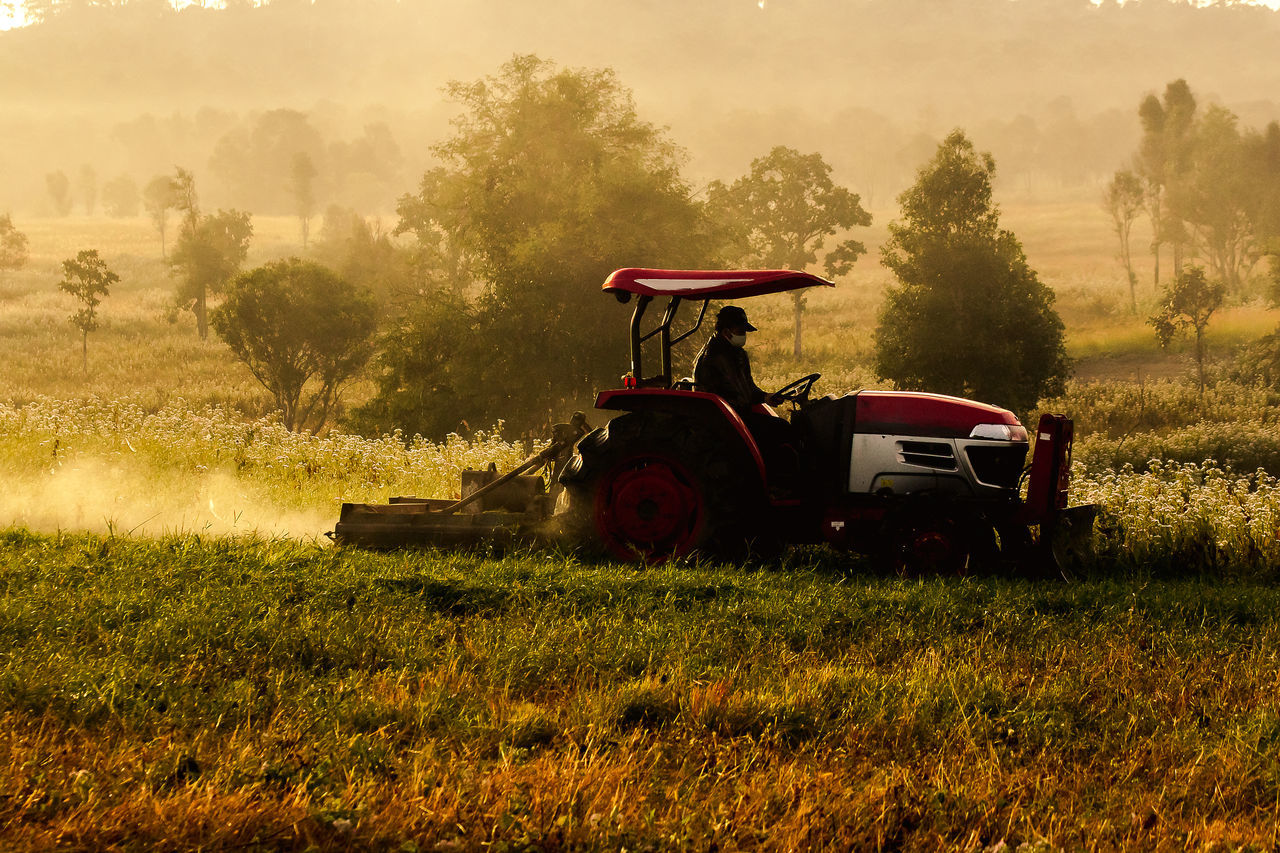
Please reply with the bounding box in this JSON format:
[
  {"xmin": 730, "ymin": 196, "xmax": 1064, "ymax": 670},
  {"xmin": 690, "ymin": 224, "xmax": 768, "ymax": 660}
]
[
  {"xmin": 4, "ymin": 200, "xmax": 1280, "ymax": 849},
  {"xmin": 3, "ymin": 533, "xmax": 1280, "ymax": 850}
]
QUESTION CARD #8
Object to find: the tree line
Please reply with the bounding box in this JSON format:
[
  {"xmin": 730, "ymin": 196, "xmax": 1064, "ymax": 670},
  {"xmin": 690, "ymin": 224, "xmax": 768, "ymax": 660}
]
[{"xmin": 7, "ymin": 52, "xmax": 1089, "ymax": 435}]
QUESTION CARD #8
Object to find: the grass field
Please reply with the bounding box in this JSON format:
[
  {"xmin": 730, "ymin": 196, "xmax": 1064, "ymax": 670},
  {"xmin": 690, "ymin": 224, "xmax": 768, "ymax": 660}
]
[
  {"xmin": 4, "ymin": 204, "xmax": 1280, "ymax": 849},
  {"xmin": 2, "ymin": 534, "xmax": 1280, "ymax": 850}
]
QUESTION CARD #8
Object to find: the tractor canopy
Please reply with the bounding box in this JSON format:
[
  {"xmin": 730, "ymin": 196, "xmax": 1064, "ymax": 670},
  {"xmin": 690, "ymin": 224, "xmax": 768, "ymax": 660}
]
[{"xmin": 604, "ymin": 268, "xmax": 834, "ymax": 300}]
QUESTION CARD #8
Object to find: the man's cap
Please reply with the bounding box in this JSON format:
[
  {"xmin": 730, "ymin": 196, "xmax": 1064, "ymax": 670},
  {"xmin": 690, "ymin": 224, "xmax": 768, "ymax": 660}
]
[{"xmin": 716, "ymin": 305, "xmax": 757, "ymax": 331}]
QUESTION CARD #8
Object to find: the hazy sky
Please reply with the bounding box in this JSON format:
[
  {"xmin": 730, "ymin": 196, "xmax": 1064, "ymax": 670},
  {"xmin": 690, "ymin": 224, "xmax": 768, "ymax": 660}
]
[{"xmin": 3, "ymin": 0, "xmax": 1279, "ymax": 30}]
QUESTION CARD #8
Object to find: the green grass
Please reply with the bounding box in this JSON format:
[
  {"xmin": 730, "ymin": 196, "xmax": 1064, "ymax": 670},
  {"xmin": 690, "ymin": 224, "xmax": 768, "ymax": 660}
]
[{"xmin": 2, "ymin": 531, "xmax": 1279, "ymax": 849}]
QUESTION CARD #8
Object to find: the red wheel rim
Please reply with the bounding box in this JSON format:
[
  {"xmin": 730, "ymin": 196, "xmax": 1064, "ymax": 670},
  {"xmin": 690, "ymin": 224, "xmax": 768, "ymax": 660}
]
[{"xmin": 594, "ymin": 454, "xmax": 704, "ymax": 562}]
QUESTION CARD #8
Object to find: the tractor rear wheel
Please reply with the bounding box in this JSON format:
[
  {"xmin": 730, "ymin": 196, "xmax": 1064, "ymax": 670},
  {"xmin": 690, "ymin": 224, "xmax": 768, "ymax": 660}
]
[{"xmin": 561, "ymin": 413, "xmax": 762, "ymax": 562}]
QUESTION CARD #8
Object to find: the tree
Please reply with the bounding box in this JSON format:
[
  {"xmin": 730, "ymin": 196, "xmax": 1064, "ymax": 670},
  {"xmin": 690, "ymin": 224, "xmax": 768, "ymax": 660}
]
[
  {"xmin": 208, "ymin": 109, "xmax": 325, "ymax": 213},
  {"xmin": 1149, "ymin": 266, "xmax": 1225, "ymax": 394},
  {"xmin": 349, "ymin": 292, "xmax": 476, "ymax": 439},
  {"xmin": 1134, "ymin": 80, "xmax": 1197, "ymax": 289},
  {"xmin": 45, "ymin": 170, "xmax": 73, "ymax": 217},
  {"xmin": 1174, "ymin": 105, "xmax": 1257, "ymax": 293},
  {"xmin": 707, "ymin": 146, "xmax": 871, "ymax": 359},
  {"xmin": 101, "ymin": 174, "xmax": 140, "ymax": 218},
  {"xmin": 385, "ymin": 55, "xmax": 715, "ymax": 435},
  {"xmin": 289, "ymin": 151, "xmax": 318, "ymax": 247},
  {"xmin": 0, "ymin": 214, "xmax": 29, "ymax": 275},
  {"xmin": 171, "ymin": 208, "xmax": 253, "ymax": 340},
  {"xmin": 873, "ymin": 130, "xmax": 1069, "ymax": 414},
  {"xmin": 143, "ymin": 174, "xmax": 179, "ymax": 259},
  {"xmin": 1104, "ymin": 168, "xmax": 1145, "ymax": 312},
  {"xmin": 211, "ymin": 258, "xmax": 377, "ymax": 432},
  {"xmin": 168, "ymin": 168, "xmax": 252, "ymax": 340},
  {"xmin": 58, "ymin": 249, "xmax": 118, "ymax": 375}
]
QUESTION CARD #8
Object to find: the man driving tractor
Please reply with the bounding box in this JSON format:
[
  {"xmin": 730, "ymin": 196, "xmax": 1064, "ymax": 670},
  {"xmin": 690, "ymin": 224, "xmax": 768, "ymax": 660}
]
[
  {"xmin": 692, "ymin": 305, "xmax": 781, "ymax": 411},
  {"xmin": 694, "ymin": 305, "xmax": 798, "ymax": 489}
]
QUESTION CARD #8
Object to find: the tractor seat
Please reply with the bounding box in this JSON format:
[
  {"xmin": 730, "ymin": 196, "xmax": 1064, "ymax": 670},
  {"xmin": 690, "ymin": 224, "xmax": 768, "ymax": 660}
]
[{"xmin": 672, "ymin": 377, "xmax": 696, "ymax": 391}]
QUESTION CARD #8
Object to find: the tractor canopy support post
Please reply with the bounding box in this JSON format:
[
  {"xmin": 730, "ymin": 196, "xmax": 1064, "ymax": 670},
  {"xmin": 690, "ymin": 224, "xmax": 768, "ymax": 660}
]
[
  {"xmin": 657, "ymin": 296, "xmax": 681, "ymax": 387},
  {"xmin": 628, "ymin": 295, "xmax": 652, "ymax": 382}
]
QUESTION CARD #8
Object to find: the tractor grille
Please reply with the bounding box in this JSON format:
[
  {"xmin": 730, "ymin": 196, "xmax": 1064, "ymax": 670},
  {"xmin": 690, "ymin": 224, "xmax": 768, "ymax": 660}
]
[
  {"xmin": 897, "ymin": 440, "xmax": 957, "ymax": 471},
  {"xmin": 965, "ymin": 445, "xmax": 1027, "ymax": 489}
]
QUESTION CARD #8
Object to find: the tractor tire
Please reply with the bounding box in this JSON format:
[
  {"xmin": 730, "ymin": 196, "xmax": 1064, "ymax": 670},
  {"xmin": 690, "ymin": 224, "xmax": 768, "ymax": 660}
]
[
  {"xmin": 559, "ymin": 412, "xmax": 764, "ymax": 563},
  {"xmin": 874, "ymin": 496, "xmax": 975, "ymax": 577}
]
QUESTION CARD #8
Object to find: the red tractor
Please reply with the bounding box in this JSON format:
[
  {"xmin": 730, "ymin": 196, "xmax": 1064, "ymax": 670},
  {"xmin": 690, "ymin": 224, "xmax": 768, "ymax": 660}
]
[
  {"xmin": 556, "ymin": 268, "xmax": 1093, "ymax": 571},
  {"xmin": 334, "ymin": 268, "xmax": 1094, "ymax": 573}
]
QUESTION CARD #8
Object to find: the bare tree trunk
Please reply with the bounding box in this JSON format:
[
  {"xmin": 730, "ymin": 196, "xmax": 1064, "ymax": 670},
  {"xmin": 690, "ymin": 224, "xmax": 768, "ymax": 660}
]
[
  {"xmin": 82, "ymin": 331, "xmax": 88, "ymax": 377},
  {"xmin": 1152, "ymin": 241, "xmax": 1161, "ymax": 292}
]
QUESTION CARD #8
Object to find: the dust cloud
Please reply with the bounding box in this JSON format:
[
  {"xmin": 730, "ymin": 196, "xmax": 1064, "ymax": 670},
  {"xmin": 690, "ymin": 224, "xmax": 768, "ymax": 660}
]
[{"xmin": 0, "ymin": 456, "xmax": 337, "ymax": 542}]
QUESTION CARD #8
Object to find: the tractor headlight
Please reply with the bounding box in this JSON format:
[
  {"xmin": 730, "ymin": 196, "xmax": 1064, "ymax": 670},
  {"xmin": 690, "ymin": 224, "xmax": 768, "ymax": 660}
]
[{"xmin": 969, "ymin": 423, "xmax": 1028, "ymax": 442}]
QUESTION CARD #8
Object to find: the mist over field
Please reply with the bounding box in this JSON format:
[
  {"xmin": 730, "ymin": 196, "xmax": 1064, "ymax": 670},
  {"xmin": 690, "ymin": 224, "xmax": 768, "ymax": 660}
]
[{"xmin": 4, "ymin": 0, "xmax": 1280, "ymax": 213}]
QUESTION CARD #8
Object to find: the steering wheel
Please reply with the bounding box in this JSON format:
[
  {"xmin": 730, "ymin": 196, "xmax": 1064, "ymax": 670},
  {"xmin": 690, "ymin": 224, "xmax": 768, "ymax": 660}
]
[{"xmin": 773, "ymin": 372, "xmax": 821, "ymax": 404}]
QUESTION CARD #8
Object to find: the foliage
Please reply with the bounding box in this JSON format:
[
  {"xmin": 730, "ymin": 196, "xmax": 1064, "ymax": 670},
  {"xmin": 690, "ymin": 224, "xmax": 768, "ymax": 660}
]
[
  {"xmin": 168, "ymin": 168, "xmax": 253, "ymax": 340},
  {"xmin": 142, "ymin": 173, "xmax": 179, "ymax": 259},
  {"xmin": 348, "ymin": 292, "xmax": 478, "ymax": 440},
  {"xmin": 100, "ymin": 173, "xmax": 139, "ymax": 218},
  {"xmin": 57, "ymin": 249, "xmax": 118, "ymax": 375},
  {"xmin": 1046, "ymin": 379, "xmax": 1280, "ymax": 441},
  {"xmin": 874, "ymin": 130, "xmax": 1070, "ymax": 414},
  {"xmin": 708, "ymin": 145, "xmax": 872, "ymax": 358},
  {"xmin": 1173, "ymin": 104, "xmax": 1258, "ymax": 292},
  {"xmin": 0, "ymin": 212, "xmax": 29, "ymax": 273},
  {"xmin": 1148, "ymin": 266, "xmax": 1225, "ymax": 392},
  {"xmin": 0, "ymin": 396, "xmax": 527, "ymax": 535},
  {"xmin": 311, "ymin": 205, "xmax": 413, "ymax": 303},
  {"xmin": 208, "ymin": 109, "xmax": 326, "ymax": 215},
  {"xmin": 388, "ymin": 55, "xmax": 716, "ymax": 435},
  {"xmin": 1103, "ymin": 169, "xmax": 1144, "ymax": 311},
  {"xmin": 211, "ymin": 259, "xmax": 377, "ymax": 432}
]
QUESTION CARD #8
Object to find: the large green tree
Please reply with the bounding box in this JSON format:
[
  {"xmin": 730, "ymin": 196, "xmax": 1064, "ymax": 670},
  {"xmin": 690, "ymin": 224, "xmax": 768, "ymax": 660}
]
[
  {"xmin": 212, "ymin": 258, "xmax": 377, "ymax": 432},
  {"xmin": 707, "ymin": 146, "xmax": 871, "ymax": 359},
  {"xmin": 873, "ymin": 130, "xmax": 1069, "ymax": 414},
  {"xmin": 382, "ymin": 55, "xmax": 715, "ymax": 437}
]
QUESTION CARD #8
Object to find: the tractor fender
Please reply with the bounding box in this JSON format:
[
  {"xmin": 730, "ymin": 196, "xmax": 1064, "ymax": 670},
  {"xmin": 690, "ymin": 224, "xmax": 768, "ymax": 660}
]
[{"xmin": 593, "ymin": 389, "xmax": 768, "ymax": 486}]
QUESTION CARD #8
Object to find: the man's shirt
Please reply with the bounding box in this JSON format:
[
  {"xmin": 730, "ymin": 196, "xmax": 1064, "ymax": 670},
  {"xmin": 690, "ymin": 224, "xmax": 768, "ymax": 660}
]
[{"xmin": 693, "ymin": 334, "xmax": 768, "ymax": 411}]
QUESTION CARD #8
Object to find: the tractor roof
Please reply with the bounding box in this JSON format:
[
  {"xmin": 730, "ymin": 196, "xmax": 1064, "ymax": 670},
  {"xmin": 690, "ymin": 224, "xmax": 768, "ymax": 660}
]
[{"xmin": 603, "ymin": 268, "xmax": 834, "ymax": 299}]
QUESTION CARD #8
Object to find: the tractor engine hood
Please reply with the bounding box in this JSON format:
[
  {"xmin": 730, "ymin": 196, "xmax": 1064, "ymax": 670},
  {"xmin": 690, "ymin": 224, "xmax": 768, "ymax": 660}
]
[{"xmin": 853, "ymin": 391, "xmax": 1026, "ymax": 440}]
